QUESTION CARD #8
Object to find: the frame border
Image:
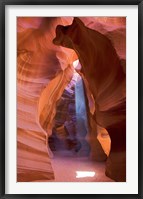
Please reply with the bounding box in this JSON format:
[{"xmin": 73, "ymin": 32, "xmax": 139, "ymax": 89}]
[{"xmin": 0, "ymin": 0, "xmax": 143, "ymax": 198}]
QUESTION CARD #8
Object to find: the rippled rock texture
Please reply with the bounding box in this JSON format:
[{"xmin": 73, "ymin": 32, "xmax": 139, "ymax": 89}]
[
  {"xmin": 17, "ymin": 17, "xmax": 75, "ymax": 181},
  {"xmin": 17, "ymin": 17, "xmax": 126, "ymax": 182}
]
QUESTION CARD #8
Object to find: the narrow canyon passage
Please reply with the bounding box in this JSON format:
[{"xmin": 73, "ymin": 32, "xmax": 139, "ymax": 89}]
[
  {"xmin": 48, "ymin": 69, "xmax": 112, "ymax": 182},
  {"xmin": 17, "ymin": 17, "xmax": 126, "ymax": 182}
]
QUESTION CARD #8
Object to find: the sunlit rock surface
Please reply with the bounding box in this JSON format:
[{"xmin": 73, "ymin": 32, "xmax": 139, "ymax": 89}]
[
  {"xmin": 17, "ymin": 17, "xmax": 75, "ymax": 181},
  {"xmin": 17, "ymin": 17, "xmax": 126, "ymax": 182},
  {"xmin": 53, "ymin": 17, "xmax": 126, "ymax": 181}
]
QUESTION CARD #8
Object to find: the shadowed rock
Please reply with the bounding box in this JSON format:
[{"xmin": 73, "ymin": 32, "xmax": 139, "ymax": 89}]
[{"xmin": 53, "ymin": 17, "xmax": 126, "ymax": 182}]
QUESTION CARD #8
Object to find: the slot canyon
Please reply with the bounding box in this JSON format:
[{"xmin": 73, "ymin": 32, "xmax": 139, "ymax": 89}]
[{"xmin": 17, "ymin": 16, "xmax": 126, "ymax": 182}]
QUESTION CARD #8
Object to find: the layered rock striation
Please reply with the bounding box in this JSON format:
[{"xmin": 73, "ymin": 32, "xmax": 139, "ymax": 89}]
[
  {"xmin": 17, "ymin": 17, "xmax": 75, "ymax": 181},
  {"xmin": 17, "ymin": 17, "xmax": 126, "ymax": 182}
]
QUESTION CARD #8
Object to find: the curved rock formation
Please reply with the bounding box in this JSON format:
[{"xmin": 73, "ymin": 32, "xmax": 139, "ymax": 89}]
[
  {"xmin": 53, "ymin": 17, "xmax": 126, "ymax": 181},
  {"xmin": 17, "ymin": 17, "xmax": 126, "ymax": 182},
  {"xmin": 17, "ymin": 17, "xmax": 76, "ymax": 181}
]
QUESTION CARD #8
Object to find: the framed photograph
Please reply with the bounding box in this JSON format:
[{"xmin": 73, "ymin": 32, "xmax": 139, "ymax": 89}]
[{"xmin": 0, "ymin": 0, "xmax": 142, "ymax": 198}]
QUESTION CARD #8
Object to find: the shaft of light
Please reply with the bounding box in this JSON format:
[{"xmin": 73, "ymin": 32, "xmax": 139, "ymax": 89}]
[{"xmin": 76, "ymin": 171, "xmax": 95, "ymax": 178}]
